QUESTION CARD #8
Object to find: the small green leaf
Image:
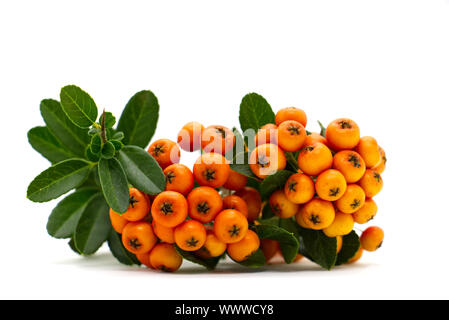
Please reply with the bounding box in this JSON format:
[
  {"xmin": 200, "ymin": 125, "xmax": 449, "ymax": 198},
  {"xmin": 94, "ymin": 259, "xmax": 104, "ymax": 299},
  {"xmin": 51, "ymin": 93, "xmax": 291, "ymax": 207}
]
[
  {"xmin": 175, "ymin": 245, "xmax": 220, "ymax": 271},
  {"xmin": 108, "ymin": 231, "xmax": 141, "ymax": 266},
  {"xmin": 90, "ymin": 134, "xmax": 102, "ymax": 154},
  {"xmin": 117, "ymin": 90, "xmax": 159, "ymax": 148},
  {"xmin": 117, "ymin": 145, "xmax": 165, "ymax": 195},
  {"xmin": 239, "ymin": 93, "xmax": 275, "ymax": 133},
  {"xmin": 60, "ymin": 85, "xmax": 98, "ymax": 128},
  {"xmin": 259, "ymin": 170, "xmax": 295, "ymax": 200},
  {"xmin": 27, "ymin": 159, "xmax": 93, "ymax": 202},
  {"xmin": 335, "ymin": 231, "xmax": 361, "ymax": 266},
  {"xmin": 40, "ymin": 99, "xmax": 90, "ymax": 157},
  {"xmin": 99, "ymin": 112, "xmax": 116, "ymax": 128},
  {"xmin": 229, "ymin": 152, "xmax": 259, "ymax": 180},
  {"xmin": 255, "ymin": 223, "xmax": 299, "ymax": 264},
  {"xmin": 261, "ymin": 203, "xmax": 275, "ymax": 219},
  {"xmin": 112, "ymin": 131, "xmax": 124, "ymax": 141},
  {"xmin": 232, "ymin": 248, "xmax": 266, "ymax": 268},
  {"xmin": 297, "ymin": 225, "xmax": 337, "ymax": 270},
  {"xmin": 285, "ymin": 152, "xmax": 299, "ymax": 172},
  {"xmin": 318, "ymin": 120, "xmax": 326, "ymax": 137},
  {"xmin": 98, "ymin": 157, "xmax": 129, "ymax": 213},
  {"xmin": 46, "ymin": 188, "xmax": 99, "ymax": 239},
  {"xmin": 74, "ymin": 194, "xmax": 112, "ymax": 255},
  {"xmin": 85, "ymin": 147, "xmax": 100, "ymax": 162},
  {"xmin": 28, "ymin": 126, "xmax": 76, "ymax": 163},
  {"xmin": 101, "ymin": 141, "xmax": 116, "ymax": 159},
  {"xmin": 110, "ymin": 140, "xmax": 123, "ymax": 152},
  {"xmin": 68, "ymin": 238, "xmax": 81, "ymax": 255}
]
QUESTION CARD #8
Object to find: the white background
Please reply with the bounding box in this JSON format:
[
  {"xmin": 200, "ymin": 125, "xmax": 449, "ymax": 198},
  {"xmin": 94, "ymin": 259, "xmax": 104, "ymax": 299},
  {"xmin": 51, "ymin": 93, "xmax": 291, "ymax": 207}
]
[{"xmin": 1, "ymin": 0, "xmax": 448, "ymax": 300}]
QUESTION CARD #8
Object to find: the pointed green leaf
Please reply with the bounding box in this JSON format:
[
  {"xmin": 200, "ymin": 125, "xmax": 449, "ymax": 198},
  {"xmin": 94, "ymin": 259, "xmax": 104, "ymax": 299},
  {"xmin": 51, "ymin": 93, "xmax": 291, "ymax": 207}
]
[
  {"xmin": 255, "ymin": 222, "xmax": 299, "ymax": 264},
  {"xmin": 68, "ymin": 238, "xmax": 82, "ymax": 255},
  {"xmin": 28, "ymin": 126, "xmax": 76, "ymax": 163},
  {"xmin": 259, "ymin": 170, "xmax": 295, "ymax": 199},
  {"xmin": 239, "ymin": 93, "xmax": 275, "ymax": 133},
  {"xmin": 27, "ymin": 159, "xmax": 93, "ymax": 202},
  {"xmin": 335, "ymin": 231, "xmax": 361, "ymax": 266},
  {"xmin": 175, "ymin": 245, "xmax": 219, "ymax": 271},
  {"xmin": 297, "ymin": 225, "xmax": 337, "ymax": 270},
  {"xmin": 74, "ymin": 194, "xmax": 111, "ymax": 255},
  {"xmin": 261, "ymin": 203, "xmax": 276, "ymax": 219},
  {"xmin": 108, "ymin": 231, "xmax": 141, "ymax": 266},
  {"xmin": 101, "ymin": 141, "xmax": 116, "ymax": 159},
  {"xmin": 112, "ymin": 131, "xmax": 124, "ymax": 141},
  {"xmin": 117, "ymin": 145, "xmax": 165, "ymax": 195},
  {"xmin": 98, "ymin": 157, "xmax": 129, "ymax": 213},
  {"xmin": 46, "ymin": 188, "xmax": 99, "ymax": 239},
  {"xmin": 99, "ymin": 112, "xmax": 116, "ymax": 128},
  {"xmin": 85, "ymin": 147, "xmax": 100, "ymax": 162},
  {"xmin": 60, "ymin": 85, "xmax": 98, "ymax": 128},
  {"xmin": 232, "ymin": 248, "xmax": 266, "ymax": 268},
  {"xmin": 117, "ymin": 90, "xmax": 159, "ymax": 148},
  {"xmin": 40, "ymin": 99, "xmax": 90, "ymax": 157},
  {"xmin": 229, "ymin": 152, "xmax": 259, "ymax": 180},
  {"xmin": 90, "ymin": 134, "xmax": 102, "ymax": 154},
  {"xmin": 110, "ymin": 140, "xmax": 123, "ymax": 152}
]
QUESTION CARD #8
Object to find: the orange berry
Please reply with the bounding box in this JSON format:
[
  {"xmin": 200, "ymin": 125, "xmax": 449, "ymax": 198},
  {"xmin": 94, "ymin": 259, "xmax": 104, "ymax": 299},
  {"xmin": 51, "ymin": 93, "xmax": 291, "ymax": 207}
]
[
  {"xmin": 359, "ymin": 169, "xmax": 383, "ymax": 198},
  {"xmin": 187, "ymin": 186, "xmax": 223, "ymax": 223},
  {"xmin": 249, "ymin": 143, "xmax": 287, "ymax": 179},
  {"xmin": 297, "ymin": 143, "xmax": 333, "ymax": 176},
  {"xmin": 315, "ymin": 169, "xmax": 347, "ymax": 201},
  {"xmin": 234, "ymin": 187, "xmax": 262, "ymax": 222},
  {"xmin": 164, "ymin": 164, "xmax": 194, "ymax": 196},
  {"xmin": 255, "ymin": 124, "xmax": 278, "ymax": 146},
  {"xmin": 360, "ymin": 226, "xmax": 384, "ymax": 252},
  {"xmin": 193, "ymin": 152, "xmax": 230, "ymax": 188},
  {"xmin": 152, "ymin": 220, "xmax": 175, "ymax": 244},
  {"xmin": 299, "ymin": 198, "xmax": 335, "ymax": 230},
  {"xmin": 269, "ymin": 189, "xmax": 300, "ymax": 219},
  {"xmin": 177, "ymin": 121, "xmax": 204, "ymax": 152},
  {"xmin": 151, "ymin": 191, "xmax": 188, "ymax": 228},
  {"xmin": 284, "ymin": 173, "xmax": 315, "ymax": 204},
  {"xmin": 223, "ymin": 169, "xmax": 248, "ymax": 191},
  {"xmin": 335, "ymin": 184, "xmax": 366, "ymax": 214},
  {"xmin": 353, "ymin": 198, "xmax": 378, "ymax": 224},
  {"xmin": 214, "ymin": 209, "xmax": 249, "ymax": 244},
  {"xmin": 277, "ymin": 120, "xmax": 306, "ymax": 152},
  {"xmin": 355, "ymin": 136, "xmax": 381, "ymax": 168},
  {"xmin": 174, "ymin": 220, "xmax": 207, "ymax": 251},
  {"xmin": 223, "ymin": 195, "xmax": 249, "ymax": 218},
  {"xmin": 122, "ymin": 221, "xmax": 157, "ymax": 254},
  {"xmin": 147, "ymin": 139, "xmax": 180, "ymax": 169},
  {"xmin": 325, "ymin": 118, "xmax": 360, "ymax": 151},
  {"xmin": 201, "ymin": 125, "xmax": 235, "ymax": 155},
  {"xmin": 333, "ymin": 150, "xmax": 366, "ymax": 183},
  {"xmin": 227, "ymin": 229, "xmax": 260, "ymax": 262},
  {"xmin": 275, "ymin": 107, "xmax": 307, "ymax": 127},
  {"xmin": 149, "ymin": 243, "xmax": 183, "ymax": 272}
]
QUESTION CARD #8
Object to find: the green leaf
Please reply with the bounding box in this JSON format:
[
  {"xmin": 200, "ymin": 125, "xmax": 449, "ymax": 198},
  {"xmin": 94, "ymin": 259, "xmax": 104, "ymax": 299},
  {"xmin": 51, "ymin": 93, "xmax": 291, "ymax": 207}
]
[
  {"xmin": 74, "ymin": 194, "xmax": 112, "ymax": 255},
  {"xmin": 239, "ymin": 93, "xmax": 275, "ymax": 133},
  {"xmin": 28, "ymin": 126, "xmax": 76, "ymax": 163},
  {"xmin": 259, "ymin": 170, "xmax": 295, "ymax": 200},
  {"xmin": 101, "ymin": 141, "xmax": 116, "ymax": 159},
  {"xmin": 232, "ymin": 248, "xmax": 266, "ymax": 268},
  {"xmin": 27, "ymin": 159, "xmax": 93, "ymax": 202},
  {"xmin": 261, "ymin": 203, "xmax": 275, "ymax": 219},
  {"xmin": 85, "ymin": 147, "xmax": 100, "ymax": 162},
  {"xmin": 60, "ymin": 85, "xmax": 98, "ymax": 128},
  {"xmin": 174, "ymin": 245, "xmax": 221, "ymax": 271},
  {"xmin": 40, "ymin": 99, "xmax": 90, "ymax": 157},
  {"xmin": 46, "ymin": 188, "xmax": 99, "ymax": 239},
  {"xmin": 255, "ymin": 223, "xmax": 299, "ymax": 264},
  {"xmin": 229, "ymin": 152, "xmax": 259, "ymax": 180},
  {"xmin": 107, "ymin": 231, "xmax": 140, "ymax": 266},
  {"xmin": 112, "ymin": 131, "xmax": 124, "ymax": 141},
  {"xmin": 297, "ymin": 225, "xmax": 337, "ymax": 270},
  {"xmin": 226, "ymin": 128, "xmax": 246, "ymax": 161},
  {"xmin": 90, "ymin": 134, "xmax": 102, "ymax": 154},
  {"xmin": 117, "ymin": 145, "xmax": 165, "ymax": 195},
  {"xmin": 285, "ymin": 152, "xmax": 299, "ymax": 172},
  {"xmin": 117, "ymin": 90, "xmax": 159, "ymax": 148},
  {"xmin": 335, "ymin": 231, "xmax": 361, "ymax": 266},
  {"xmin": 99, "ymin": 112, "xmax": 116, "ymax": 128},
  {"xmin": 318, "ymin": 120, "xmax": 326, "ymax": 137},
  {"xmin": 98, "ymin": 157, "xmax": 129, "ymax": 213},
  {"xmin": 110, "ymin": 140, "xmax": 123, "ymax": 152},
  {"xmin": 68, "ymin": 238, "xmax": 81, "ymax": 255}
]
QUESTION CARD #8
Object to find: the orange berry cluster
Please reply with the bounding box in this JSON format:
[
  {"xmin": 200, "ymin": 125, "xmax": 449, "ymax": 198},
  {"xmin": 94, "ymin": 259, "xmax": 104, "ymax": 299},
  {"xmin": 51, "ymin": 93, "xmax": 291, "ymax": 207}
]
[
  {"xmin": 253, "ymin": 108, "xmax": 386, "ymax": 262},
  {"xmin": 109, "ymin": 107, "xmax": 386, "ymax": 271}
]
